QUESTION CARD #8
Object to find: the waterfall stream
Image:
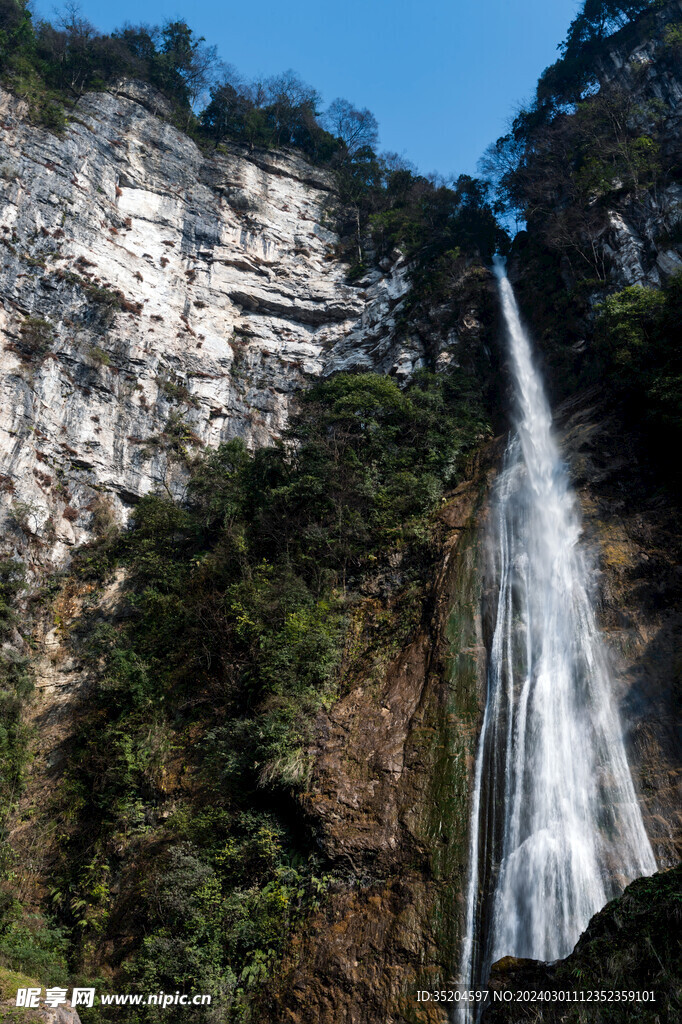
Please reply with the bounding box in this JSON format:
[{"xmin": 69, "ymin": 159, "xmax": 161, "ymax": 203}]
[{"xmin": 458, "ymin": 259, "xmax": 656, "ymax": 1016}]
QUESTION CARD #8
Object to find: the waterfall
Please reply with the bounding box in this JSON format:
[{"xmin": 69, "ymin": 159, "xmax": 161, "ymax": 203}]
[{"xmin": 458, "ymin": 258, "xmax": 656, "ymax": 1015}]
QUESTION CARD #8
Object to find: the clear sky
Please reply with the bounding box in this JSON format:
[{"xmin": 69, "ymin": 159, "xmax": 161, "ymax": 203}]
[{"xmin": 34, "ymin": 0, "xmax": 582, "ymax": 178}]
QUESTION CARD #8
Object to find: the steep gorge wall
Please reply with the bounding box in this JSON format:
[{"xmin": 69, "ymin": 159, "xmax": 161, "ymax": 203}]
[
  {"xmin": 0, "ymin": 80, "xmax": 455, "ymax": 565},
  {"xmin": 0, "ymin": 79, "xmax": 500, "ymax": 1023},
  {"xmin": 0, "ymin": 20, "xmax": 679, "ymax": 1018},
  {"xmin": 556, "ymin": 391, "xmax": 681, "ymax": 869},
  {"xmin": 509, "ymin": 0, "xmax": 682, "ymax": 403},
  {"xmin": 270, "ymin": 8, "xmax": 682, "ymax": 1016}
]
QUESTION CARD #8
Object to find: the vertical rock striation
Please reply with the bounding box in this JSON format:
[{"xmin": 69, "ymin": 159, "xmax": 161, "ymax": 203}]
[{"xmin": 0, "ymin": 81, "xmax": 451, "ymax": 565}]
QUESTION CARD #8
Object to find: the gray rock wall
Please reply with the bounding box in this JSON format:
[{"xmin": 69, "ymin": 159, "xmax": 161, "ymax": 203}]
[{"xmin": 0, "ymin": 82, "xmax": 428, "ymax": 564}]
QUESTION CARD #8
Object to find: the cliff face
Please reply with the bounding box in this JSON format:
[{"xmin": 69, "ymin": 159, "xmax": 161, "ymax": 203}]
[
  {"xmin": 0, "ymin": 13, "xmax": 680, "ymax": 1020},
  {"xmin": 508, "ymin": 3, "xmax": 682, "ymax": 870},
  {"xmin": 270, "ymin": 389, "xmax": 682, "ymax": 1024},
  {"xmin": 0, "ymin": 78, "xmax": 500, "ymax": 1022},
  {"xmin": 509, "ymin": 2, "xmax": 682, "ymax": 410},
  {"xmin": 594, "ymin": 0, "xmax": 682, "ymax": 288},
  {"xmin": 0, "ymin": 80, "xmax": 452, "ymax": 565}
]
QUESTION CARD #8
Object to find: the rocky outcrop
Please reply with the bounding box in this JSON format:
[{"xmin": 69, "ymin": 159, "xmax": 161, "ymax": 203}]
[
  {"xmin": 0, "ymin": 1002, "xmax": 82, "ymax": 1024},
  {"xmin": 0, "ymin": 81, "xmax": 472, "ymax": 566},
  {"xmin": 481, "ymin": 862, "xmax": 681, "ymax": 1023},
  {"xmin": 0, "ymin": 17, "xmax": 679, "ymax": 1021},
  {"xmin": 600, "ymin": 184, "xmax": 682, "ymax": 288},
  {"xmin": 0, "ymin": 76, "xmax": 502, "ymax": 1024}
]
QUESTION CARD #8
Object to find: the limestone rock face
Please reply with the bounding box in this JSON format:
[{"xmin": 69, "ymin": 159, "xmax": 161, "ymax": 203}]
[
  {"xmin": 0, "ymin": 997, "xmax": 82, "ymax": 1024},
  {"xmin": 601, "ymin": 186, "xmax": 682, "ymax": 289},
  {"xmin": 0, "ymin": 82, "xmax": 425, "ymax": 564}
]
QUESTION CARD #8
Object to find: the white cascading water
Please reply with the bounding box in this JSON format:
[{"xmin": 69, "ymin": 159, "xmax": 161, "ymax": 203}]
[{"xmin": 458, "ymin": 258, "xmax": 656, "ymax": 1017}]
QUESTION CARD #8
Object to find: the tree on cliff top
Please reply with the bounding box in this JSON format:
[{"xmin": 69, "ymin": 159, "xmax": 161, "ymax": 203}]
[
  {"xmin": 322, "ymin": 98, "xmax": 379, "ymax": 157},
  {"xmin": 150, "ymin": 19, "xmax": 220, "ymax": 111}
]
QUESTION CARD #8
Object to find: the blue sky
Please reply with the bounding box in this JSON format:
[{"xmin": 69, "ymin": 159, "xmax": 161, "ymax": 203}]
[{"xmin": 35, "ymin": 0, "xmax": 582, "ymax": 178}]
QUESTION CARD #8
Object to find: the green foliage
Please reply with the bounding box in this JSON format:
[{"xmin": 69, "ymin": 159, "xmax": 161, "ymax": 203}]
[
  {"xmin": 369, "ymin": 173, "xmax": 506, "ymax": 267},
  {"xmin": 0, "ymin": 560, "xmax": 24, "ymax": 640},
  {"xmin": 156, "ymin": 375, "xmax": 199, "ymax": 408},
  {"xmin": 124, "ymin": 816, "xmax": 329, "ymax": 1021},
  {"xmin": 147, "ymin": 20, "xmax": 216, "ymax": 110},
  {"xmin": 538, "ymin": 1, "xmax": 660, "ymax": 108},
  {"xmin": 81, "ymin": 282, "xmax": 142, "ymax": 318},
  {"xmin": 0, "ymin": 0, "xmax": 334, "ymax": 161},
  {"xmin": 593, "ymin": 273, "xmax": 682, "ymax": 454},
  {"xmin": 0, "ymin": 560, "xmax": 47, "ymax": 991},
  {"xmin": 331, "ymin": 144, "xmax": 507, "ymax": 271},
  {"xmin": 481, "ymin": 1, "xmax": 674, "ymax": 288},
  {"xmin": 88, "ymin": 345, "xmax": 111, "ymax": 367},
  {"xmin": 0, "ymin": 3, "xmax": 220, "ymax": 126},
  {"xmin": 0, "ymin": 915, "xmax": 68, "ymax": 986},
  {"xmin": 15, "ymin": 315, "xmax": 54, "ymax": 361},
  {"xmin": 272, "ymin": 370, "xmax": 490, "ymax": 583},
  {"xmin": 662, "ymin": 20, "xmax": 682, "ymax": 55},
  {"xmin": 200, "ymin": 72, "xmax": 337, "ymax": 161},
  {"xmin": 0, "ymin": 0, "xmax": 67, "ymax": 129},
  {"xmin": 485, "ymin": 84, "xmax": 664, "ymax": 278}
]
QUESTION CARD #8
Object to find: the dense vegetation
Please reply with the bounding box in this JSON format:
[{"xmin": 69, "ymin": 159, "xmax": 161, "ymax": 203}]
[
  {"xmin": 482, "ymin": 0, "xmax": 677, "ymax": 256},
  {"xmin": 484, "ymin": 0, "xmax": 674, "ymax": 280},
  {"xmin": 592, "ymin": 272, "xmax": 682, "ymax": 454},
  {"xmin": 0, "ymin": 371, "xmax": 490, "ymax": 1020},
  {"xmin": 0, "ymin": 0, "xmax": 677, "ymax": 1018},
  {"xmin": 537, "ymin": 0, "xmax": 665, "ymax": 108},
  {"xmin": 0, "ymin": 4, "xmax": 508, "ymax": 1016},
  {"xmin": 489, "ymin": 83, "xmax": 665, "ymax": 280}
]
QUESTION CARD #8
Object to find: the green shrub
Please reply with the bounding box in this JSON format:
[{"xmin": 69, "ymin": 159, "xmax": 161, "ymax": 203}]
[
  {"xmin": 0, "ymin": 561, "xmax": 42, "ymax": 990},
  {"xmin": 0, "ymin": 4, "xmax": 503, "ymax": 274},
  {"xmin": 0, "ymin": 916, "xmax": 69, "ymax": 986},
  {"xmin": 16, "ymin": 316, "xmax": 54, "ymax": 361},
  {"xmin": 0, "ymin": 560, "xmax": 32, "ymax": 812},
  {"xmin": 593, "ymin": 273, "xmax": 682, "ymax": 454},
  {"xmin": 662, "ymin": 20, "xmax": 682, "ymax": 56},
  {"xmin": 88, "ymin": 346, "xmax": 111, "ymax": 367}
]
